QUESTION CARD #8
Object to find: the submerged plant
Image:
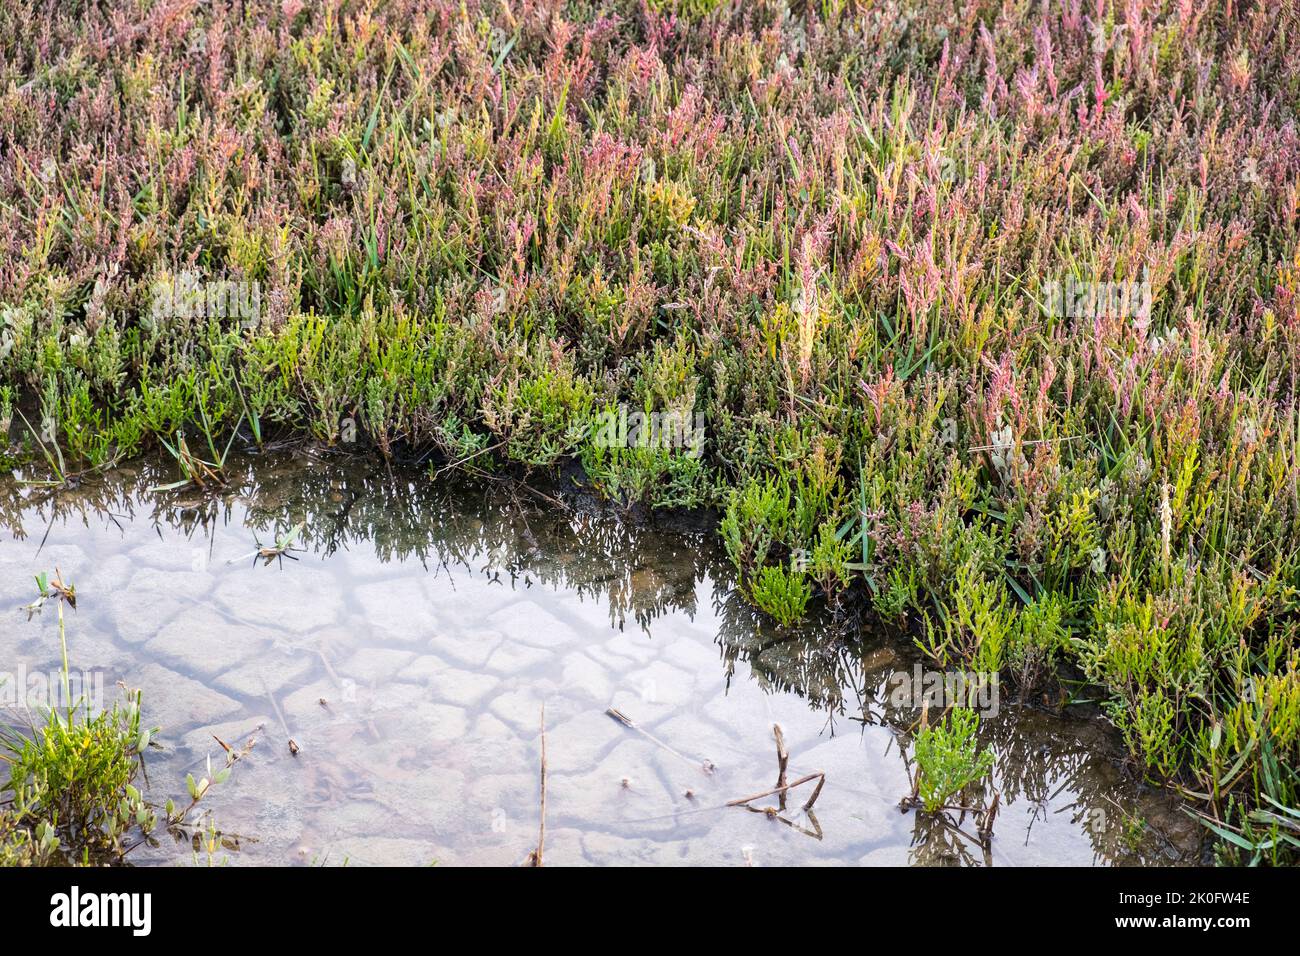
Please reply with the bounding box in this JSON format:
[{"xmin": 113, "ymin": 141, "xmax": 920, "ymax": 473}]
[{"xmin": 230, "ymin": 520, "xmax": 307, "ymax": 568}]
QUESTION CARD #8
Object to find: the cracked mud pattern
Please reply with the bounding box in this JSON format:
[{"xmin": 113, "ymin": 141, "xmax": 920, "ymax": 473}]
[{"xmin": 0, "ymin": 452, "xmax": 1200, "ymax": 865}]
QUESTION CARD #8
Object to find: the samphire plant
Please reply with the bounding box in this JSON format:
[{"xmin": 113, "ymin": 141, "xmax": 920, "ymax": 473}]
[
  {"xmin": 3, "ymin": 0, "xmax": 1300, "ymax": 862},
  {"xmin": 1, "ymin": 572, "xmax": 244, "ymax": 865},
  {"xmin": 911, "ymin": 707, "xmax": 996, "ymax": 815}
]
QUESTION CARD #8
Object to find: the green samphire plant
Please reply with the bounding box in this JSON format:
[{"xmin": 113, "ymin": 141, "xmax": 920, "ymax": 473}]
[
  {"xmin": 911, "ymin": 707, "xmax": 995, "ymax": 815},
  {"xmin": 2, "ymin": 571, "xmax": 247, "ymax": 865}
]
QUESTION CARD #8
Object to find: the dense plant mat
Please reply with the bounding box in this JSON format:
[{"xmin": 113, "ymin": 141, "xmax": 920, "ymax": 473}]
[{"xmin": 2, "ymin": 0, "xmax": 1300, "ymax": 861}]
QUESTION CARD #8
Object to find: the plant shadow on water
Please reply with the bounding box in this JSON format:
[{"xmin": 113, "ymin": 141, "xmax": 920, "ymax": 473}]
[{"xmin": 0, "ymin": 452, "xmax": 1201, "ymax": 866}]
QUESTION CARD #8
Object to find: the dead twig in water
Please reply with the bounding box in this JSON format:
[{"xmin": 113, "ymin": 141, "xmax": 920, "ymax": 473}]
[
  {"xmin": 802, "ymin": 771, "xmax": 826, "ymax": 810},
  {"xmin": 316, "ymin": 647, "xmax": 381, "ymax": 741},
  {"xmin": 978, "ymin": 791, "xmax": 1000, "ymax": 846},
  {"xmin": 260, "ymin": 677, "xmax": 298, "ymax": 757},
  {"xmin": 727, "ymin": 771, "xmax": 827, "ymax": 811},
  {"xmin": 773, "ymin": 724, "xmax": 790, "ymax": 810},
  {"xmin": 728, "ymin": 723, "xmax": 827, "ymax": 821},
  {"xmin": 744, "ymin": 804, "xmax": 825, "ymax": 840},
  {"xmin": 525, "ymin": 703, "xmax": 547, "ymax": 867},
  {"xmin": 431, "ymin": 439, "xmax": 508, "ymax": 480},
  {"xmin": 605, "ymin": 707, "xmax": 715, "ymax": 775}
]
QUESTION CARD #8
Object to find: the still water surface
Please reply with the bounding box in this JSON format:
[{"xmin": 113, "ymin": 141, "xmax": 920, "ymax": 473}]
[{"xmin": 0, "ymin": 451, "xmax": 1198, "ymax": 865}]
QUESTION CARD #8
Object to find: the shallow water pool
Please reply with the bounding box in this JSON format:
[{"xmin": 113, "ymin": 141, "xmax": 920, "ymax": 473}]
[{"xmin": 0, "ymin": 451, "xmax": 1199, "ymax": 865}]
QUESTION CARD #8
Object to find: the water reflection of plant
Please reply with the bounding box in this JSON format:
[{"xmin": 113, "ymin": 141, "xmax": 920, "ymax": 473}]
[
  {"xmin": 712, "ymin": 587, "xmax": 864, "ymax": 718},
  {"xmin": 0, "ymin": 455, "xmax": 1194, "ymax": 864},
  {"xmin": 0, "ymin": 452, "xmax": 718, "ymax": 631}
]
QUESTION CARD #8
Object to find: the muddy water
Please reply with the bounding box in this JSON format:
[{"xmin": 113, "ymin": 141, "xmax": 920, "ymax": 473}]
[{"xmin": 0, "ymin": 451, "xmax": 1199, "ymax": 866}]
